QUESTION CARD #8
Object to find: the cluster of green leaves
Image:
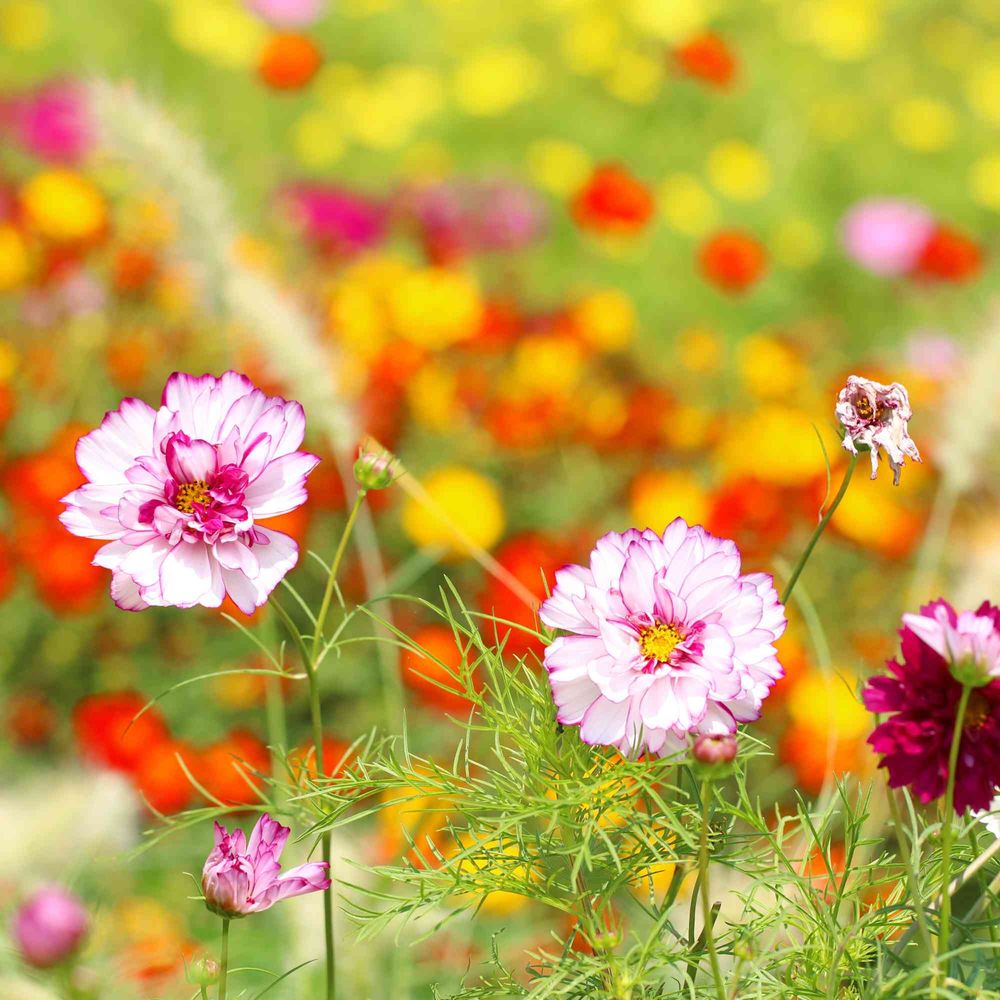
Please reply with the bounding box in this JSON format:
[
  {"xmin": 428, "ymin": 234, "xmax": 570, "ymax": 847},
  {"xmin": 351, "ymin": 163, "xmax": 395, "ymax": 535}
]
[{"xmin": 284, "ymin": 588, "xmax": 1000, "ymax": 1000}]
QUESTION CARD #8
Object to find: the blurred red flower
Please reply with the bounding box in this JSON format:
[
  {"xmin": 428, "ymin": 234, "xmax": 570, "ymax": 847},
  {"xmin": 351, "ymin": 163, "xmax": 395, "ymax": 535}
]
[
  {"xmin": 73, "ymin": 691, "xmax": 170, "ymax": 773},
  {"xmin": 571, "ymin": 164, "xmax": 654, "ymax": 235},
  {"xmin": 699, "ymin": 230, "xmax": 767, "ymax": 293},
  {"xmin": 913, "ymin": 225, "xmax": 982, "ymax": 282},
  {"xmin": 674, "ymin": 33, "xmax": 738, "ymax": 88}
]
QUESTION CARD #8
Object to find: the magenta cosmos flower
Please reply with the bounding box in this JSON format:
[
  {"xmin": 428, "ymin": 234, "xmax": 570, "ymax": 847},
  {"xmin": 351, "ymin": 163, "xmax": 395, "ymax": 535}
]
[
  {"xmin": 840, "ymin": 198, "xmax": 935, "ymax": 276},
  {"xmin": 539, "ymin": 519, "xmax": 786, "ymax": 757},
  {"xmin": 202, "ymin": 813, "xmax": 331, "ymax": 918},
  {"xmin": 836, "ymin": 374, "xmax": 921, "ymax": 485},
  {"xmin": 59, "ymin": 372, "xmax": 319, "ymax": 613},
  {"xmin": 12, "ymin": 887, "xmax": 88, "ymax": 968},
  {"xmin": 863, "ymin": 600, "xmax": 1000, "ymax": 814}
]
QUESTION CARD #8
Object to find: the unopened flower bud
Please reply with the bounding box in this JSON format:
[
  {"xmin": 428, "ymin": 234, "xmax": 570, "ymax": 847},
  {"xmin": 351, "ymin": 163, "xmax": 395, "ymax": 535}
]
[
  {"xmin": 189, "ymin": 956, "xmax": 221, "ymax": 986},
  {"xmin": 692, "ymin": 734, "xmax": 738, "ymax": 766},
  {"xmin": 353, "ymin": 444, "xmax": 400, "ymax": 491},
  {"xmin": 11, "ymin": 887, "xmax": 88, "ymax": 969}
]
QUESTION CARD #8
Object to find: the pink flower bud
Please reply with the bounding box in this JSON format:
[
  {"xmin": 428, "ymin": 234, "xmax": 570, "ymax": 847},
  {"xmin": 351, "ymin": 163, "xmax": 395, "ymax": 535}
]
[
  {"xmin": 189, "ymin": 956, "xmax": 221, "ymax": 986},
  {"xmin": 692, "ymin": 734, "xmax": 738, "ymax": 765},
  {"xmin": 12, "ymin": 887, "xmax": 88, "ymax": 968},
  {"xmin": 353, "ymin": 445, "xmax": 400, "ymax": 492}
]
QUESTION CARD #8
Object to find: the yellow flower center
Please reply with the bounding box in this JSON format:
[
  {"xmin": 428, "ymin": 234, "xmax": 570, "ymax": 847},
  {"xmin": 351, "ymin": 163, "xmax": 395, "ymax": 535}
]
[
  {"xmin": 175, "ymin": 480, "xmax": 210, "ymax": 514},
  {"xmin": 854, "ymin": 396, "xmax": 873, "ymax": 420},
  {"xmin": 638, "ymin": 623, "xmax": 684, "ymax": 663}
]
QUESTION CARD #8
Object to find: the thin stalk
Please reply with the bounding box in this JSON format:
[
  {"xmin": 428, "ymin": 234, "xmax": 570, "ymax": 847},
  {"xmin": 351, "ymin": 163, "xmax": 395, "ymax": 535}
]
[
  {"xmin": 200, "ymin": 989, "xmax": 209, "ymax": 1000},
  {"xmin": 936, "ymin": 683, "xmax": 972, "ymax": 986},
  {"xmin": 699, "ymin": 781, "xmax": 726, "ymax": 1000},
  {"xmin": 217, "ymin": 918, "xmax": 230, "ymax": 1000},
  {"xmin": 309, "ymin": 492, "xmax": 366, "ymax": 1000},
  {"xmin": 886, "ymin": 786, "xmax": 933, "ymax": 956},
  {"xmin": 312, "ymin": 491, "xmax": 366, "ymax": 664},
  {"xmin": 781, "ymin": 452, "xmax": 858, "ymax": 605}
]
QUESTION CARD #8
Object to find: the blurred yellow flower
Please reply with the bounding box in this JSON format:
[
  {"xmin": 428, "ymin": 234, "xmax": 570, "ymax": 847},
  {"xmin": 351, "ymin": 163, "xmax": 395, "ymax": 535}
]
[
  {"xmin": 0, "ymin": 225, "xmax": 30, "ymax": 291},
  {"xmin": 604, "ymin": 50, "xmax": 663, "ymax": 105},
  {"xmin": 717, "ymin": 406, "xmax": 828, "ymax": 486},
  {"xmin": 293, "ymin": 111, "xmax": 345, "ymax": 168},
  {"xmin": 0, "ymin": 338, "xmax": 19, "ymax": 382},
  {"xmin": 454, "ymin": 46, "xmax": 542, "ymax": 116},
  {"xmin": 892, "ymin": 98, "xmax": 956, "ymax": 152},
  {"xmin": 571, "ymin": 289, "xmax": 636, "ymax": 352},
  {"xmin": 970, "ymin": 153, "xmax": 1000, "ymax": 211},
  {"xmin": 452, "ymin": 832, "xmax": 537, "ymax": 916},
  {"xmin": 677, "ymin": 326, "xmax": 722, "ymax": 374},
  {"xmin": 771, "ymin": 216, "xmax": 823, "ymax": 268},
  {"xmin": 561, "ymin": 10, "xmax": 620, "ymax": 75},
  {"xmin": 389, "ymin": 268, "xmax": 482, "ymax": 349},
  {"xmin": 629, "ymin": 469, "xmax": 710, "ymax": 532},
  {"xmin": 625, "ymin": 0, "xmax": 708, "ymax": 42},
  {"xmin": 707, "ymin": 141, "xmax": 772, "ymax": 202},
  {"xmin": 737, "ymin": 334, "xmax": 808, "ymax": 400},
  {"xmin": 21, "ymin": 169, "xmax": 106, "ymax": 243},
  {"xmin": 505, "ymin": 334, "xmax": 586, "ymax": 397},
  {"xmin": 402, "ymin": 466, "xmax": 505, "ymax": 557},
  {"xmin": 581, "ymin": 386, "xmax": 629, "ymax": 440},
  {"xmin": 406, "ymin": 364, "xmax": 461, "ymax": 432},
  {"xmin": 527, "ymin": 138, "xmax": 591, "ymax": 196},
  {"xmin": 806, "ymin": 0, "xmax": 880, "ymax": 61},
  {"xmin": 788, "ymin": 671, "xmax": 868, "ymax": 740},
  {"xmin": 664, "ymin": 403, "xmax": 714, "ymax": 452},
  {"xmin": 170, "ymin": 0, "xmax": 265, "ymax": 68},
  {"xmin": 966, "ymin": 63, "xmax": 1000, "ymax": 126},
  {"xmin": 328, "ymin": 285, "xmax": 388, "ymax": 360},
  {"xmin": 658, "ymin": 174, "xmax": 718, "ymax": 236},
  {"xmin": 0, "ymin": 0, "xmax": 50, "ymax": 50},
  {"xmin": 831, "ymin": 470, "xmax": 921, "ymax": 557}
]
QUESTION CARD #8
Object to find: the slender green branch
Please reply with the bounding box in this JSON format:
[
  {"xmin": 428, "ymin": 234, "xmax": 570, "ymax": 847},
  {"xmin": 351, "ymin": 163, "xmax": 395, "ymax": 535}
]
[
  {"xmin": 781, "ymin": 452, "xmax": 858, "ymax": 605},
  {"xmin": 312, "ymin": 490, "xmax": 366, "ymax": 664},
  {"xmin": 935, "ymin": 683, "xmax": 972, "ymax": 987},
  {"xmin": 218, "ymin": 918, "xmax": 230, "ymax": 1000},
  {"xmin": 699, "ymin": 781, "xmax": 726, "ymax": 1000}
]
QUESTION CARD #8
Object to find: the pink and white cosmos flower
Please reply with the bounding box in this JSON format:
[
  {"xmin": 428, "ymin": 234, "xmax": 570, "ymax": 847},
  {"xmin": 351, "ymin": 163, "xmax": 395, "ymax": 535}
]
[
  {"xmin": 539, "ymin": 519, "xmax": 786, "ymax": 757},
  {"xmin": 59, "ymin": 371, "xmax": 319, "ymax": 613},
  {"xmin": 202, "ymin": 813, "xmax": 331, "ymax": 918}
]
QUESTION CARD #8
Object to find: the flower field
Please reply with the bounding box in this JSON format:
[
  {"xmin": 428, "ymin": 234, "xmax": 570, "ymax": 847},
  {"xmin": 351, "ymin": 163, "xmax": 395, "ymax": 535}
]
[{"xmin": 1, "ymin": 1, "xmax": 999, "ymax": 998}]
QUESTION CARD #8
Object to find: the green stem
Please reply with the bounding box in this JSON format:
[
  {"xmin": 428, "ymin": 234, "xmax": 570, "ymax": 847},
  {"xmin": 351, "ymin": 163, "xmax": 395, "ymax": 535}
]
[
  {"xmin": 886, "ymin": 787, "xmax": 933, "ymax": 957},
  {"xmin": 781, "ymin": 452, "xmax": 858, "ymax": 605},
  {"xmin": 312, "ymin": 490, "xmax": 366, "ymax": 665},
  {"xmin": 217, "ymin": 918, "xmax": 230, "ymax": 1000},
  {"xmin": 200, "ymin": 989, "xmax": 209, "ymax": 1000},
  {"xmin": 699, "ymin": 781, "xmax": 726, "ymax": 1000},
  {"xmin": 309, "ymin": 492, "xmax": 366, "ymax": 1000},
  {"xmin": 936, "ymin": 683, "xmax": 972, "ymax": 986}
]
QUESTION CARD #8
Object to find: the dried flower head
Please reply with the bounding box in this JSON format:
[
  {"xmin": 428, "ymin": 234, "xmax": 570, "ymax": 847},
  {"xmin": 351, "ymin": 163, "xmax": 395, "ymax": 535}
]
[{"xmin": 835, "ymin": 374, "xmax": 921, "ymax": 485}]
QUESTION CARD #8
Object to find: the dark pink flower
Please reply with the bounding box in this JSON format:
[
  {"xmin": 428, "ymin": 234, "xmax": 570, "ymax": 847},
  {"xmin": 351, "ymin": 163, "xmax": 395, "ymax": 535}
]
[
  {"xmin": 12, "ymin": 887, "xmax": 88, "ymax": 968},
  {"xmin": 2, "ymin": 80, "xmax": 92, "ymax": 163},
  {"xmin": 59, "ymin": 371, "xmax": 319, "ymax": 613},
  {"xmin": 279, "ymin": 183, "xmax": 387, "ymax": 256},
  {"xmin": 863, "ymin": 600, "xmax": 1000, "ymax": 814},
  {"xmin": 202, "ymin": 813, "xmax": 331, "ymax": 918}
]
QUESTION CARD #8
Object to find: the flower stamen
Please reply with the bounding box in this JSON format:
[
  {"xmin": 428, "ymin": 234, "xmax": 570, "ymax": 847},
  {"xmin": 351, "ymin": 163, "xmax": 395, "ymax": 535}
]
[
  {"xmin": 639, "ymin": 623, "xmax": 684, "ymax": 664},
  {"xmin": 175, "ymin": 480, "xmax": 210, "ymax": 514}
]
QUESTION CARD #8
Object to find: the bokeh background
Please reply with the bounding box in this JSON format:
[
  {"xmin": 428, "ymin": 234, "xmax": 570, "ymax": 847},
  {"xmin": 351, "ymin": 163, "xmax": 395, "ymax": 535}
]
[{"xmin": 0, "ymin": 0, "xmax": 998, "ymax": 996}]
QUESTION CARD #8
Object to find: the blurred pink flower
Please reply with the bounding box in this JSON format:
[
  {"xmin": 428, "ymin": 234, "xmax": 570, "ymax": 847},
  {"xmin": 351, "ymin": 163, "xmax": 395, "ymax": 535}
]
[
  {"xmin": 60, "ymin": 371, "xmax": 319, "ymax": 613},
  {"xmin": 245, "ymin": 0, "xmax": 327, "ymax": 26},
  {"xmin": 202, "ymin": 814, "xmax": 331, "ymax": 917},
  {"xmin": 840, "ymin": 198, "xmax": 935, "ymax": 276},
  {"xmin": 539, "ymin": 519, "xmax": 786, "ymax": 757},
  {"xmin": 12, "ymin": 887, "xmax": 88, "ymax": 968},
  {"xmin": 905, "ymin": 331, "xmax": 962, "ymax": 381},
  {"xmin": 835, "ymin": 374, "xmax": 921, "ymax": 485},
  {"xmin": 279, "ymin": 183, "xmax": 387, "ymax": 256},
  {"xmin": 398, "ymin": 177, "xmax": 548, "ymax": 261},
  {"xmin": 1, "ymin": 80, "xmax": 92, "ymax": 163}
]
